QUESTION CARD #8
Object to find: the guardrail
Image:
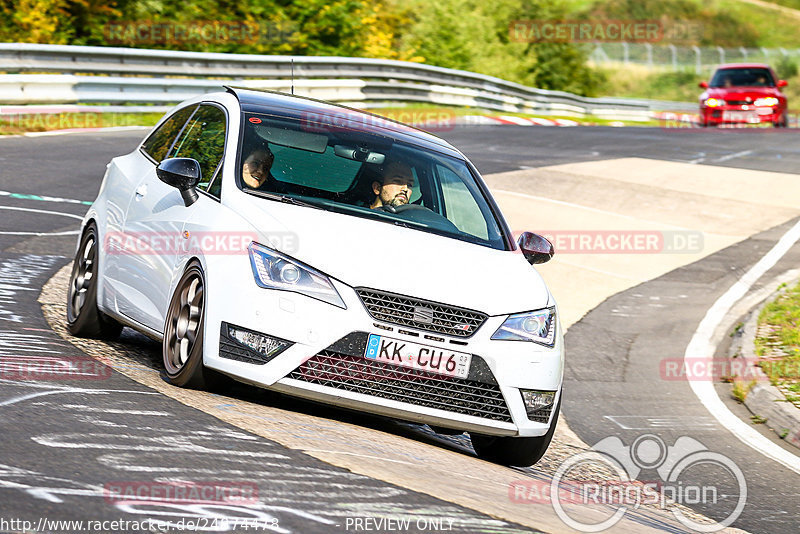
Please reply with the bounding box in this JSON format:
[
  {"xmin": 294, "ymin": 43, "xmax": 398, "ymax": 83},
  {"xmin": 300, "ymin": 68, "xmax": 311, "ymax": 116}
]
[{"xmin": 0, "ymin": 43, "xmax": 695, "ymax": 118}]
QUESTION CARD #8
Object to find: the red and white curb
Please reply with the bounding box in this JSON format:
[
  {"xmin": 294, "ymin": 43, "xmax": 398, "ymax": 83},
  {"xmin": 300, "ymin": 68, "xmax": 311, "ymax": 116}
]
[{"xmin": 461, "ymin": 115, "xmax": 581, "ymax": 126}]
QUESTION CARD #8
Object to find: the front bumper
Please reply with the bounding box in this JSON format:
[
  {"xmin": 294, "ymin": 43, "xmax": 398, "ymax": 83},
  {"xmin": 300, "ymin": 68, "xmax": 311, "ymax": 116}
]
[
  {"xmin": 701, "ymin": 105, "xmax": 784, "ymax": 125},
  {"xmin": 202, "ymin": 256, "xmax": 564, "ymax": 437}
]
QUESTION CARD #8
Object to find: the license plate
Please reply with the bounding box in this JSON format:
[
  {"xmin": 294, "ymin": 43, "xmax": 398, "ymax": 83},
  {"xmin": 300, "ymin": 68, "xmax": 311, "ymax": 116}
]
[
  {"xmin": 722, "ymin": 110, "xmax": 759, "ymax": 123},
  {"xmin": 364, "ymin": 334, "xmax": 472, "ymax": 379}
]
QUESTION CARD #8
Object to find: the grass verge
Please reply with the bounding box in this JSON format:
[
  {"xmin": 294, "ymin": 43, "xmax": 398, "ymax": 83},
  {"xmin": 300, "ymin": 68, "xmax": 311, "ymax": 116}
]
[
  {"xmin": 754, "ymin": 282, "xmax": 800, "ymax": 408},
  {"xmin": 0, "ymin": 112, "xmax": 163, "ymax": 136}
]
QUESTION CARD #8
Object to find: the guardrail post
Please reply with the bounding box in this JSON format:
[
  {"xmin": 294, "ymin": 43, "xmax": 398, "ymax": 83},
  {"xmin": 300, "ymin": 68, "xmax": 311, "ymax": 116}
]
[
  {"xmin": 740, "ymin": 47, "xmax": 748, "ymax": 61},
  {"xmin": 692, "ymin": 46, "xmax": 701, "ymax": 74},
  {"xmin": 669, "ymin": 44, "xmax": 678, "ymax": 71},
  {"xmin": 645, "ymin": 43, "xmax": 653, "ymax": 68},
  {"xmin": 622, "ymin": 42, "xmax": 629, "ymax": 65},
  {"xmin": 716, "ymin": 46, "xmax": 725, "ymax": 65}
]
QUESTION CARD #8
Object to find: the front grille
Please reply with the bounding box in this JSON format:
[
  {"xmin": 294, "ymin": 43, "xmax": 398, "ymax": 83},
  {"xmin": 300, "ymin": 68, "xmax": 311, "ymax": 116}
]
[
  {"xmin": 355, "ymin": 288, "xmax": 487, "ymax": 338},
  {"xmin": 726, "ymin": 100, "xmax": 751, "ymax": 106},
  {"xmin": 288, "ymin": 350, "xmax": 512, "ymax": 422}
]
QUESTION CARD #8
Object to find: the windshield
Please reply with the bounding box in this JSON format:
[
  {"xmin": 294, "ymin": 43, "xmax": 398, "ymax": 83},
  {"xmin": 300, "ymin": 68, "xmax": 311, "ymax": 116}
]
[
  {"xmin": 710, "ymin": 68, "xmax": 775, "ymax": 88},
  {"xmin": 237, "ymin": 111, "xmax": 507, "ymax": 250}
]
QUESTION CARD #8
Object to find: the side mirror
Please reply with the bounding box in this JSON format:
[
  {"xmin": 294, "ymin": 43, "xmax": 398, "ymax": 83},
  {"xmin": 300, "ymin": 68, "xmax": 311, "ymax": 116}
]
[
  {"xmin": 698, "ymin": 81, "xmax": 709, "ymax": 88},
  {"xmin": 518, "ymin": 232, "xmax": 554, "ymax": 265},
  {"xmin": 156, "ymin": 158, "xmax": 201, "ymax": 207},
  {"xmin": 777, "ymin": 79, "xmax": 788, "ymax": 88}
]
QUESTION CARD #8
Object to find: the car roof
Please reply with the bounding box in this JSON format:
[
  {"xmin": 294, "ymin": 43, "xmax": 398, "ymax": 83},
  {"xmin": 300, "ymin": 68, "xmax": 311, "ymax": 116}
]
[
  {"xmin": 714, "ymin": 63, "xmax": 773, "ymax": 70},
  {"xmin": 226, "ymin": 87, "xmax": 464, "ymax": 159}
]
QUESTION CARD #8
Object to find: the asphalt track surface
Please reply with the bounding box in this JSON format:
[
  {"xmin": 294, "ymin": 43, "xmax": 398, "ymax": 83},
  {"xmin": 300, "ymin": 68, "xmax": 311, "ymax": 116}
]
[
  {"xmin": 0, "ymin": 125, "xmax": 799, "ymax": 533},
  {"xmin": 449, "ymin": 124, "xmax": 800, "ymax": 175}
]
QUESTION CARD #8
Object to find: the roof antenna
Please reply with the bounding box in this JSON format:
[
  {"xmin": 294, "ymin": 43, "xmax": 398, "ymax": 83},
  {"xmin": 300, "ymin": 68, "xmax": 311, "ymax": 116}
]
[{"xmin": 291, "ymin": 58, "xmax": 295, "ymax": 95}]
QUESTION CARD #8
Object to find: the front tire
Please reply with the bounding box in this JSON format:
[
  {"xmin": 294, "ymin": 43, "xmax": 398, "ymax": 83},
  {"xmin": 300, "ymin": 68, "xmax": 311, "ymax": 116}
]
[
  {"xmin": 162, "ymin": 261, "xmax": 227, "ymax": 390},
  {"xmin": 66, "ymin": 222, "xmax": 122, "ymax": 339},
  {"xmin": 470, "ymin": 397, "xmax": 561, "ymax": 467}
]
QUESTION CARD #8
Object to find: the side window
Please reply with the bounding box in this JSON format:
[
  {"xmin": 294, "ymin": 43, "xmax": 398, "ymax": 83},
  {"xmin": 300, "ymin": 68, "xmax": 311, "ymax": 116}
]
[
  {"xmin": 168, "ymin": 104, "xmax": 227, "ymax": 192},
  {"xmin": 207, "ymin": 165, "xmax": 223, "ymax": 198},
  {"xmin": 140, "ymin": 105, "xmax": 197, "ymax": 162},
  {"xmin": 437, "ymin": 164, "xmax": 489, "ymax": 239}
]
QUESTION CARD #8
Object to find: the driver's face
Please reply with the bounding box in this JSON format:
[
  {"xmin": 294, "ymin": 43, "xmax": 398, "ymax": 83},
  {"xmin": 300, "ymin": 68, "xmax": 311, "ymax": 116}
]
[
  {"xmin": 373, "ymin": 164, "xmax": 414, "ymax": 207},
  {"xmin": 242, "ymin": 149, "xmax": 274, "ymax": 188}
]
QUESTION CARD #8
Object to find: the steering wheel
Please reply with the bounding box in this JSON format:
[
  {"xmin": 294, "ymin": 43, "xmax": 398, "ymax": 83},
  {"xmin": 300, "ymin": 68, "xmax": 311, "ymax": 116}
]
[{"xmin": 379, "ymin": 203, "xmax": 429, "ymax": 214}]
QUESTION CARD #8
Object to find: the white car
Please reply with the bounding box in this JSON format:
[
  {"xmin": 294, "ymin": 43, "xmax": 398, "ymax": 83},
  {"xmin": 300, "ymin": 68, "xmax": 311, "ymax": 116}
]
[{"xmin": 67, "ymin": 88, "xmax": 564, "ymax": 466}]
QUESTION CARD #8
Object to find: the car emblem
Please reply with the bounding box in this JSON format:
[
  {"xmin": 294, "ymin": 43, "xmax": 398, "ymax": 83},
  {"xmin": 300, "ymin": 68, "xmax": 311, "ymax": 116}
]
[{"xmin": 412, "ymin": 306, "xmax": 434, "ymax": 324}]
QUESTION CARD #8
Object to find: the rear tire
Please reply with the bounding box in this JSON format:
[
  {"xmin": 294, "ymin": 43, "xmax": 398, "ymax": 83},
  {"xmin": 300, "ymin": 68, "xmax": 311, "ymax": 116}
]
[
  {"xmin": 470, "ymin": 397, "xmax": 561, "ymax": 467},
  {"xmin": 162, "ymin": 261, "xmax": 228, "ymax": 391},
  {"xmin": 66, "ymin": 222, "xmax": 122, "ymax": 339}
]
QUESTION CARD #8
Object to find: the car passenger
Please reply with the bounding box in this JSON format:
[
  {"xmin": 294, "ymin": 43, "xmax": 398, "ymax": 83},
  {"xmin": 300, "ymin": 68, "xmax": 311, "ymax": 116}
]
[
  {"xmin": 242, "ymin": 146, "xmax": 274, "ymax": 189},
  {"xmin": 370, "ymin": 161, "xmax": 415, "ymax": 209}
]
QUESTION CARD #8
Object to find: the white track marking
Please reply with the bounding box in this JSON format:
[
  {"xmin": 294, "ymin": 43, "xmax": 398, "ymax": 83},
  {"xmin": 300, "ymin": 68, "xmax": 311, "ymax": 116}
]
[
  {"xmin": 0, "ymin": 205, "xmax": 82, "ymax": 236},
  {"xmin": 0, "ymin": 386, "xmax": 160, "ymax": 407},
  {"xmin": 713, "ymin": 150, "xmax": 754, "ymax": 163},
  {"xmin": 23, "ymin": 126, "xmax": 149, "ymax": 137},
  {"xmin": 685, "ymin": 219, "xmax": 800, "ymax": 474},
  {"xmin": 58, "ymin": 405, "xmax": 171, "ymax": 416},
  {"xmin": 0, "ymin": 206, "xmax": 82, "ymax": 220},
  {"xmin": 0, "ymin": 190, "xmax": 91, "ymax": 205}
]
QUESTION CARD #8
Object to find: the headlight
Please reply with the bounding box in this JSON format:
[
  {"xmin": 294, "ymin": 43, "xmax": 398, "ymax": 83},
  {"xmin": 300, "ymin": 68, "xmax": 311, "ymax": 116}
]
[
  {"xmin": 248, "ymin": 242, "xmax": 346, "ymax": 309},
  {"xmin": 754, "ymin": 97, "xmax": 779, "ymax": 107},
  {"xmin": 491, "ymin": 307, "xmax": 556, "ymax": 346},
  {"xmin": 704, "ymin": 98, "xmax": 724, "ymax": 107}
]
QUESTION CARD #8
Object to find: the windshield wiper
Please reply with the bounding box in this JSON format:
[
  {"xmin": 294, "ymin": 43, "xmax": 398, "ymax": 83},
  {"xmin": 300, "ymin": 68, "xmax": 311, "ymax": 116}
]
[{"xmin": 245, "ymin": 189, "xmax": 324, "ymax": 210}]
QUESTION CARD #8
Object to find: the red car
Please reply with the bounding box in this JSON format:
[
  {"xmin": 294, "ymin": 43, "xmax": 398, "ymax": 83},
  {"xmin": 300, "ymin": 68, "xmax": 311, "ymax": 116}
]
[{"xmin": 699, "ymin": 63, "xmax": 788, "ymax": 127}]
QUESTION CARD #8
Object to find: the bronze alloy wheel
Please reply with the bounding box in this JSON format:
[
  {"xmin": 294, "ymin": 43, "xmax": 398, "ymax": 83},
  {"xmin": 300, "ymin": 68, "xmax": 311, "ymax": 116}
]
[
  {"xmin": 162, "ymin": 261, "xmax": 228, "ymax": 390},
  {"xmin": 66, "ymin": 222, "xmax": 122, "ymax": 339},
  {"xmin": 68, "ymin": 231, "xmax": 95, "ymax": 320}
]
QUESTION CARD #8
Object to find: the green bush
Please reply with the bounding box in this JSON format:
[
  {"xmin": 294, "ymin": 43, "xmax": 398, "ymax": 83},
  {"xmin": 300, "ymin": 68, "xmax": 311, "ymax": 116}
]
[{"xmin": 776, "ymin": 55, "xmax": 799, "ymax": 80}]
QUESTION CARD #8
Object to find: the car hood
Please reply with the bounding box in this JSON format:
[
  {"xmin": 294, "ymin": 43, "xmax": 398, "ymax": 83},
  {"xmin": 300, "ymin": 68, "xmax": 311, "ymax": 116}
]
[
  {"xmin": 702, "ymin": 87, "xmax": 784, "ymax": 100},
  {"xmin": 236, "ymin": 198, "xmax": 551, "ymax": 316}
]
